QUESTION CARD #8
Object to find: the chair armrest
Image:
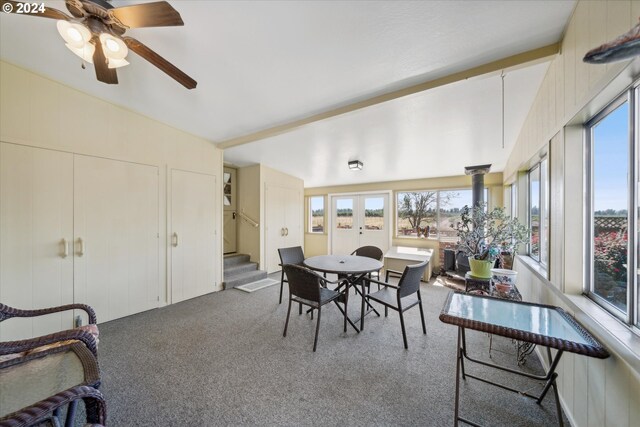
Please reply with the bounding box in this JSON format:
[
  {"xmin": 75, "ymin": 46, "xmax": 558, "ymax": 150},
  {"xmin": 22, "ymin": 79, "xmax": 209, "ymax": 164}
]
[
  {"xmin": 0, "ymin": 328, "xmax": 98, "ymax": 358},
  {"xmin": 365, "ymin": 278, "xmax": 400, "ymax": 290},
  {"xmin": 385, "ymin": 269, "xmax": 403, "ymax": 281},
  {"xmin": 0, "ymin": 303, "xmax": 97, "ymax": 324},
  {"xmin": 0, "ymin": 385, "xmax": 106, "ymax": 426}
]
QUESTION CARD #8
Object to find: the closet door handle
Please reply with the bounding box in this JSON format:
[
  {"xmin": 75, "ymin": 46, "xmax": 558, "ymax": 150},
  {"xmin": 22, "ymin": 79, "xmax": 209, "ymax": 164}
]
[
  {"xmin": 172, "ymin": 232, "xmax": 179, "ymax": 247},
  {"xmin": 77, "ymin": 238, "xmax": 85, "ymax": 257},
  {"xmin": 280, "ymin": 228, "xmax": 284, "ymax": 236},
  {"xmin": 285, "ymin": 227, "xmax": 289, "ymax": 236},
  {"xmin": 61, "ymin": 238, "xmax": 68, "ymax": 258}
]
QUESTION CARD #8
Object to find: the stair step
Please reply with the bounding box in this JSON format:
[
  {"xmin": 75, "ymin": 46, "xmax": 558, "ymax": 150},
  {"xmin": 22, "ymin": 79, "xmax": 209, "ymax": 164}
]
[
  {"xmin": 224, "ymin": 254, "xmax": 250, "ymax": 268},
  {"xmin": 224, "ymin": 261, "xmax": 259, "ymax": 276},
  {"xmin": 223, "ymin": 269, "xmax": 268, "ymax": 290}
]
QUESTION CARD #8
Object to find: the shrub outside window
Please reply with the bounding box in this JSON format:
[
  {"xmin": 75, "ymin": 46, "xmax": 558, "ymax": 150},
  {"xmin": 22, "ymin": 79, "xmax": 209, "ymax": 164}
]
[{"xmin": 587, "ymin": 93, "xmax": 631, "ymax": 319}]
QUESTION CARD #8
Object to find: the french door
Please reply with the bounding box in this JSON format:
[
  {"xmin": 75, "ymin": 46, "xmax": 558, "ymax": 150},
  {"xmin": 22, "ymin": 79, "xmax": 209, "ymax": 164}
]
[{"xmin": 330, "ymin": 193, "xmax": 390, "ymax": 255}]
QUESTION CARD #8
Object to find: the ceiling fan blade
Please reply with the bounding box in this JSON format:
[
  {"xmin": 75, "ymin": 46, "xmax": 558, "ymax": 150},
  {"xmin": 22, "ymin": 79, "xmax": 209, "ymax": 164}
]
[
  {"xmin": 65, "ymin": 0, "xmax": 85, "ymax": 18},
  {"xmin": 110, "ymin": 1, "xmax": 183, "ymax": 28},
  {"xmin": 2, "ymin": 1, "xmax": 72, "ymax": 20},
  {"xmin": 123, "ymin": 37, "xmax": 196, "ymax": 89},
  {"xmin": 92, "ymin": 38, "xmax": 118, "ymax": 85}
]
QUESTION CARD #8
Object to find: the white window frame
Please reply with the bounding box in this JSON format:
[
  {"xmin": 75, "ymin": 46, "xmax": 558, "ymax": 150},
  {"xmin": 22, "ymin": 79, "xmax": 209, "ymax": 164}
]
[
  {"xmin": 585, "ymin": 88, "xmax": 636, "ymax": 324},
  {"xmin": 394, "ymin": 187, "xmax": 489, "ymax": 240},
  {"xmin": 308, "ymin": 195, "xmax": 325, "ymax": 234},
  {"xmin": 527, "ymin": 158, "xmax": 548, "ymax": 269}
]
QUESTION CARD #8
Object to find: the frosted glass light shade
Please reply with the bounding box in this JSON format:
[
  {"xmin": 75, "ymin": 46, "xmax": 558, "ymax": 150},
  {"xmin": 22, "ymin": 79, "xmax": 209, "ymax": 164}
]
[
  {"xmin": 99, "ymin": 33, "xmax": 128, "ymax": 60},
  {"xmin": 56, "ymin": 21, "xmax": 91, "ymax": 49},
  {"xmin": 65, "ymin": 42, "xmax": 95, "ymax": 63},
  {"xmin": 107, "ymin": 58, "xmax": 129, "ymax": 69}
]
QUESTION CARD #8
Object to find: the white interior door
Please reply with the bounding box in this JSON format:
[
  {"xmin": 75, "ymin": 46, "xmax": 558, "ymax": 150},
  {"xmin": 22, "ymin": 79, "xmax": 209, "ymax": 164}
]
[
  {"xmin": 74, "ymin": 155, "xmax": 159, "ymax": 323},
  {"xmin": 171, "ymin": 169, "xmax": 218, "ymax": 303},
  {"xmin": 265, "ymin": 185, "xmax": 302, "ymax": 273},
  {"xmin": 331, "ymin": 193, "xmax": 390, "ymax": 255},
  {"xmin": 0, "ymin": 143, "xmax": 74, "ymax": 340},
  {"xmin": 265, "ymin": 185, "xmax": 285, "ymax": 273}
]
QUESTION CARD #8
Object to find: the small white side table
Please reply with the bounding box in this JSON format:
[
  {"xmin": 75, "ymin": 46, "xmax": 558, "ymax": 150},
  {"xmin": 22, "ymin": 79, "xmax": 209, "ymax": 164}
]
[{"xmin": 383, "ymin": 246, "xmax": 433, "ymax": 281}]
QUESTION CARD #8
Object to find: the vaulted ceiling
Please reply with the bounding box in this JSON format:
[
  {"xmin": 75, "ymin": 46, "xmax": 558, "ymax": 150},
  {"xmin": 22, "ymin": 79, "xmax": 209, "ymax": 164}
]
[{"xmin": 0, "ymin": 1, "xmax": 576, "ymax": 187}]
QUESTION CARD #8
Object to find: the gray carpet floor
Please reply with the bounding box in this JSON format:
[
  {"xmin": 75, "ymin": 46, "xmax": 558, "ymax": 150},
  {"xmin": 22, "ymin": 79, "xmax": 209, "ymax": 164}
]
[{"xmin": 91, "ymin": 274, "xmax": 569, "ymax": 426}]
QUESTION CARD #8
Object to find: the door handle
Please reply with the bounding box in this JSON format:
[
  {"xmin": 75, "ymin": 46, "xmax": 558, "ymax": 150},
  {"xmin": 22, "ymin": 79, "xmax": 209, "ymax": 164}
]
[
  {"xmin": 172, "ymin": 232, "xmax": 179, "ymax": 247},
  {"xmin": 77, "ymin": 238, "xmax": 84, "ymax": 257},
  {"xmin": 285, "ymin": 227, "xmax": 289, "ymax": 236},
  {"xmin": 232, "ymin": 212, "xmax": 236, "ymax": 220},
  {"xmin": 61, "ymin": 238, "xmax": 68, "ymax": 258}
]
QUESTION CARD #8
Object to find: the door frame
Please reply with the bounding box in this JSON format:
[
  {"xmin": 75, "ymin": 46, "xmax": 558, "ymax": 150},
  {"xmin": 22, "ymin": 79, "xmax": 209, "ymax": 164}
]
[{"xmin": 327, "ymin": 190, "xmax": 393, "ymax": 254}]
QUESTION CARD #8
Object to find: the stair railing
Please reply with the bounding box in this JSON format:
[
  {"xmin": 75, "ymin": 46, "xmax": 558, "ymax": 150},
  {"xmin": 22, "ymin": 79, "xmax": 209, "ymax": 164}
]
[{"xmin": 238, "ymin": 210, "xmax": 259, "ymax": 228}]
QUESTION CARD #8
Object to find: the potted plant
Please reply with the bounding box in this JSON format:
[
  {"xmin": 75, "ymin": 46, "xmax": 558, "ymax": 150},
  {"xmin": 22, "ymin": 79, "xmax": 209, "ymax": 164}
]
[{"xmin": 451, "ymin": 204, "xmax": 529, "ymax": 278}]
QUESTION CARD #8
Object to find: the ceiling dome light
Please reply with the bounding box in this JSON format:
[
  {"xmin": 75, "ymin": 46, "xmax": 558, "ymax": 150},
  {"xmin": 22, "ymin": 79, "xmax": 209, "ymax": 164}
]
[
  {"xmin": 56, "ymin": 20, "xmax": 91, "ymax": 49},
  {"xmin": 348, "ymin": 160, "xmax": 363, "ymax": 170},
  {"xmin": 99, "ymin": 33, "xmax": 128, "ymax": 60}
]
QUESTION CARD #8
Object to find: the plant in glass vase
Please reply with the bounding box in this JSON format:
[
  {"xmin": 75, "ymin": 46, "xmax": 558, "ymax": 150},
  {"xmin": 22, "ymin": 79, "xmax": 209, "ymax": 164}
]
[{"xmin": 451, "ymin": 204, "xmax": 529, "ymax": 278}]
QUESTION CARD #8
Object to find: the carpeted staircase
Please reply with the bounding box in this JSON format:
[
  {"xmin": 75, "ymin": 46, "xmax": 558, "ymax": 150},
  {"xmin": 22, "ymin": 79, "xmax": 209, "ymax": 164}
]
[{"xmin": 223, "ymin": 254, "xmax": 268, "ymax": 290}]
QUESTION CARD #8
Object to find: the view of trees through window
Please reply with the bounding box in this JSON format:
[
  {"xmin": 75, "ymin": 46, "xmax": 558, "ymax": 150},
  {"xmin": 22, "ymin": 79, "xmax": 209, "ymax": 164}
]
[
  {"xmin": 309, "ymin": 196, "xmax": 324, "ymax": 233},
  {"xmin": 590, "ymin": 100, "xmax": 629, "ymax": 313},
  {"xmin": 396, "ymin": 189, "xmax": 478, "ymax": 238}
]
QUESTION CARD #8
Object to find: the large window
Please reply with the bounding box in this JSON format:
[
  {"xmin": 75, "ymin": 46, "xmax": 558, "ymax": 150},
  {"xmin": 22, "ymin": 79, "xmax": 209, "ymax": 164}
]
[
  {"xmin": 396, "ymin": 188, "xmax": 484, "ymax": 239},
  {"xmin": 308, "ymin": 196, "xmax": 324, "ymax": 233},
  {"xmin": 587, "ymin": 93, "xmax": 632, "ymax": 319},
  {"xmin": 528, "ymin": 158, "xmax": 549, "ymax": 267}
]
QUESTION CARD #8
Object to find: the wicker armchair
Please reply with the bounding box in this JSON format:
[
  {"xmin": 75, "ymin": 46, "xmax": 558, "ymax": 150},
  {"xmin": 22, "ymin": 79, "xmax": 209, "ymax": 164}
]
[
  {"xmin": 0, "ymin": 304, "xmax": 103, "ymax": 426},
  {"xmin": 364, "ymin": 260, "xmax": 429, "ymax": 349},
  {"xmin": 282, "ymin": 264, "xmax": 347, "ymax": 352},
  {"xmin": 277, "ymin": 246, "xmax": 306, "ymax": 304}
]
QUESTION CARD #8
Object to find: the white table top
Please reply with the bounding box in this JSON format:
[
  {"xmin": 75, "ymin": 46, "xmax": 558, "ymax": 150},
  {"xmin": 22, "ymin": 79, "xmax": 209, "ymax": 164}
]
[{"xmin": 384, "ymin": 246, "xmax": 433, "ymax": 262}]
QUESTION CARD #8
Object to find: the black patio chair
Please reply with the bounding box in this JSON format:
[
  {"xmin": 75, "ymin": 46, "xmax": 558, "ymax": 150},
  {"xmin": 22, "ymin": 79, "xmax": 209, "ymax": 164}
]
[
  {"xmin": 278, "ymin": 246, "xmax": 305, "ymax": 304},
  {"xmin": 364, "ymin": 259, "xmax": 428, "ymax": 349},
  {"xmin": 282, "ymin": 264, "xmax": 346, "ymax": 352}
]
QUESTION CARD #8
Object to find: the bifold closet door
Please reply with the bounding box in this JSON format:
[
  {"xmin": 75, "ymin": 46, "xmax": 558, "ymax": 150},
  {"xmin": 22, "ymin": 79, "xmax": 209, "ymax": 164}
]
[
  {"xmin": 73, "ymin": 155, "xmax": 159, "ymax": 323},
  {"xmin": 170, "ymin": 169, "xmax": 217, "ymax": 303},
  {"xmin": 265, "ymin": 185, "xmax": 302, "ymax": 273},
  {"xmin": 0, "ymin": 143, "xmax": 74, "ymax": 341}
]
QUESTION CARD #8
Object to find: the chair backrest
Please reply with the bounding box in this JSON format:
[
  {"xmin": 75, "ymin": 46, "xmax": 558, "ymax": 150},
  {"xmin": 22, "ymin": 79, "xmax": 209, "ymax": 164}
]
[
  {"xmin": 351, "ymin": 246, "xmax": 383, "ymax": 261},
  {"xmin": 397, "ymin": 260, "xmax": 429, "ymax": 298},
  {"xmin": 282, "ymin": 264, "xmax": 322, "ymax": 302},
  {"xmin": 278, "ymin": 246, "xmax": 305, "ymax": 266}
]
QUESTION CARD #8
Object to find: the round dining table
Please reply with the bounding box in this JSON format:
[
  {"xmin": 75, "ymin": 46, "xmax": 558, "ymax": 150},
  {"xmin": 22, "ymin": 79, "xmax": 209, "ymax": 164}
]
[{"xmin": 303, "ymin": 254, "xmax": 383, "ymax": 332}]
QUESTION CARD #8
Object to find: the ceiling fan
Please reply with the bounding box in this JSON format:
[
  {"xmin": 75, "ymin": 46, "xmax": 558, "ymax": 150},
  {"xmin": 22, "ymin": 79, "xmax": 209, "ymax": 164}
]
[{"xmin": 1, "ymin": 0, "xmax": 197, "ymax": 89}]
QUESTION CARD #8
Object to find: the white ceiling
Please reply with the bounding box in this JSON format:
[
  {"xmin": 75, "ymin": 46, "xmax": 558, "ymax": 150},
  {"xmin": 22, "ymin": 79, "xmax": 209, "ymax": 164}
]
[{"xmin": 0, "ymin": 1, "xmax": 576, "ymax": 187}]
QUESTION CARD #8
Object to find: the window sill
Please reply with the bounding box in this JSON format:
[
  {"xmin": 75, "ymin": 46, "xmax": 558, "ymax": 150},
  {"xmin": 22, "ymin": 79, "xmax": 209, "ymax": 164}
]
[
  {"xmin": 517, "ymin": 255, "xmax": 548, "ymax": 281},
  {"xmin": 516, "ymin": 255, "xmax": 640, "ymax": 375},
  {"xmin": 395, "ymin": 236, "xmax": 439, "ymax": 241}
]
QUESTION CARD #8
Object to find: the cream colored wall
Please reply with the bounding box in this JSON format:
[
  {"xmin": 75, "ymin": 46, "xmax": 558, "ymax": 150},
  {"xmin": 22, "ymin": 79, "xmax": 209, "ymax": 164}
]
[
  {"xmin": 0, "ymin": 61, "xmax": 224, "ymax": 305},
  {"xmin": 237, "ymin": 164, "xmax": 261, "ymax": 264},
  {"xmin": 236, "ymin": 164, "xmax": 304, "ymax": 269},
  {"xmin": 304, "ymin": 172, "xmax": 503, "ymax": 272},
  {"xmin": 504, "ymin": 2, "xmax": 640, "ymax": 426}
]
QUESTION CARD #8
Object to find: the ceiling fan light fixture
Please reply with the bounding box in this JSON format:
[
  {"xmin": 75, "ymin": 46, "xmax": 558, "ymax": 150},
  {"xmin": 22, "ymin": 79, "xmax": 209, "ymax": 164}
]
[
  {"xmin": 56, "ymin": 20, "xmax": 91, "ymax": 49},
  {"xmin": 65, "ymin": 42, "xmax": 95, "ymax": 64},
  {"xmin": 107, "ymin": 58, "xmax": 130, "ymax": 69},
  {"xmin": 99, "ymin": 33, "xmax": 128, "ymax": 60}
]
